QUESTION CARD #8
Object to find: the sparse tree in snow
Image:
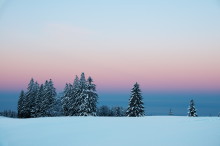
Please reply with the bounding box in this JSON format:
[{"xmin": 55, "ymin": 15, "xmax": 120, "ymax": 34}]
[
  {"xmin": 126, "ymin": 82, "xmax": 145, "ymax": 117},
  {"xmin": 188, "ymin": 99, "xmax": 198, "ymax": 117},
  {"xmin": 168, "ymin": 109, "xmax": 173, "ymax": 116}
]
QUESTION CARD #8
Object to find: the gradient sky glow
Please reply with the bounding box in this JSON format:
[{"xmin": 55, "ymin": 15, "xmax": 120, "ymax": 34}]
[{"xmin": 0, "ymin": 0, "xmax": 220, "ymax": 115}]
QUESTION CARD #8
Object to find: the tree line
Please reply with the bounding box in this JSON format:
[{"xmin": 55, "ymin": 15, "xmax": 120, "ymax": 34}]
[
  {"xmin": 0, "ymin": 110, "xmax": 17, "ymax": 118},
  {"xmin": 17, "ymin": 73, "xmax": 98, "ymax": 118},
  {"xmin": 17, "ymin": 72, "xmax": 198, "ymax": 118}
]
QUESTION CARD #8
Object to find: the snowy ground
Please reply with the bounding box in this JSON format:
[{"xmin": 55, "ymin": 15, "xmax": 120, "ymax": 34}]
[{"xmin": 0, "ymin": 116, "xmax": 220, "ymax": 146}]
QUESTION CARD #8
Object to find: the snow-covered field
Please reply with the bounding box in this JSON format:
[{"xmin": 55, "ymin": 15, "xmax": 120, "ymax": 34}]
[{"xmin": 0, "ymin": 116, "xmax": 220, "ymax": 146}]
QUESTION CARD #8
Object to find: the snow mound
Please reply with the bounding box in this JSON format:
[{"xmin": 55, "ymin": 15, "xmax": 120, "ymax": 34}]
[{"xmin": 0, "ymin": 116, "xmax": 220, "ymax": 146}]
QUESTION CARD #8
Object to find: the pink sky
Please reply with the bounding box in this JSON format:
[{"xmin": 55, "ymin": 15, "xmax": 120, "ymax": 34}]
[
  {"xmin": 1, "ymin": 44, "xmax": 219, "ymax": 92},
  {"xmin": 0, "ymin": 0, "xmax": 220, "ymax": 92}
]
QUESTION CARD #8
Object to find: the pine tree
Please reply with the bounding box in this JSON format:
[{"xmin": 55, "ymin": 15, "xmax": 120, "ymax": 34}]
[
  {"xmin": 17, "ymin": 90, "xmax": 25, "ymax": 118},
  {"xmin": 53, "ymin": 94, "xmax": 63, "ymax": 116},
  {"xmin": 42, "ymin": 79, "xmax": 56, "ymax": 117},
  {"xmin": 188, "ymin": 99, "xmax": 198, "ymax": 117},
  {"xmin": 84, "ymin": 77, "xmax": 98, "ymax": 116},
  {"xmin": 23, "ymin": 78, "xmax": 37, "ymax": 118},
  {"xmin": 30, "ymin": 81, "xmax": 39, "ymax": 118},
  {"xmin": 61, "ymin": 83, "xmax": 71, "ymax": 116},
  {"xmin": 35, "ymin": 84, "xmax": 44, "ymax": 117},
  {"xmin": 61, "ymin": 75, "xmax": 80, "ymax": 116},
  {"xmin": 126, "ymin": 82, "xmax": 145, "ymax": 117},
  {"xmin": 76, "ymin": 73, "xmax": 88, "ymax": 116},
  {"xmin": 68, "ymin": 76, "xmax": 79, "ymax": 116}
]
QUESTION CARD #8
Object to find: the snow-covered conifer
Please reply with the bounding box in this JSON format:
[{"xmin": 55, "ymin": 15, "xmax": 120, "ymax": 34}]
[
  {"xmin": 80, "ymin": 76, "xmax": 98, "ymax": 116},
  {"xmin": 53, "ymin": 94, "xmax": 63, "ymax": 116},
  {"xmin": 65, "ymin": 83, "xmax": 73, "ymax": 115},
  {"xmin": 126, "ymin": 82, "xmax": 145, "ymax": 117},
  {"xmin": 35, "ymin": 84, "xmax": 44, "ymax": 117},
  {"xmin": 42, "ymin": 79, "xmax": 56, "ymax": 116},
  {"xmin": 23, "ymin": 78, "xmax": 38, "ymax": 118},
  {"xmin": 188, "ymin": 99, "xmax": 198, "ymax": 117},
  {"xmin": 30, "ymin": 81, "xmax": 39, "ymax": 118},
  {"xmin": 62, "ymin": 75, "xmax": 80, "ymax": 116},
  {"xmin": 17, "ymin": 90, "xmax": 25, "ymax": 118},
  {"xmin": 61, "ymin": 83, "xmax": 71, "ymax": 116},
  {"xmin": 68, "ymin": 76, "xmax": 80, "ymax": 116},
  {"xmin": 76, "ymin": 73, "xmax": 88, "ymax": 116}
]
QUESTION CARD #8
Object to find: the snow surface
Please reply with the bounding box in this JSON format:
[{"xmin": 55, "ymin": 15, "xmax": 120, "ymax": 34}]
[{"xmin": 0, "ymin": 116, "xmax": 220, "ymax": 146}]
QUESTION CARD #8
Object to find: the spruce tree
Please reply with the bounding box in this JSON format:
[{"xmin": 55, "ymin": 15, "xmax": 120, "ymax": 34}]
[
  {"xmin": 61, "ymin": 76, "xmax": 80, "ymax": 116},
  {"xmin": 61, "ymin": 83, "xmax": 71, "ymax": 116},
  {"xmin": 53, "ymin": 94, "xmax": 63, "ymax": 116},
  {"xmin": 48, "ymin": 79, "xmax": 56, "ymax": 116},
  {"xmin": 30, "ymin": 81, "xmax": 39, "ymax": 118},
  {"xmin": 126, "ymin": 82, "xmax": 145, "ymax": 117},
  {"xmin": 83, "ymin": 77, "xmax": 98, "ymax": 116},
  {"xmin": 35, "ymin": 84, "xmax": 44, "ymax": 117},
  {"xmin": 188, "ymin": 99, "xmax": 198, "ymax": 117},
  {"xmin": 23, "ymin": 78, "xmax": 37, "ymax": 118},
  {"xmin": 65, "ymin": 83, "xmax": 74, "ymax": 116},
  {"xmin": 42, "ymin": 79, "xmax": 56, "ymax": 117},
  {"xmin": 18, "ymin": 90, "xmax": 25, "ymax": 118},
  {"xmin": 76, "ymin": 73, "xmax": 88, "ymax": 116},
  {"xmin": 69, "ymin": 76, "xmax": 79, "ymax": 116}
]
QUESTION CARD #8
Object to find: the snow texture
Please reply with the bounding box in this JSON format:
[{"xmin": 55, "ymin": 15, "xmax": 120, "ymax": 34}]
[{"xmin": 0, "ymin": 116, "xmax": 220, "ymax": 146}]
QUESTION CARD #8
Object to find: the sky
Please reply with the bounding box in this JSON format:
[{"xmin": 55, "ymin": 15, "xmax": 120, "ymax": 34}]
[{"xmin": 0, "ymin": 0, "xmax": 220, "ymax": 115}]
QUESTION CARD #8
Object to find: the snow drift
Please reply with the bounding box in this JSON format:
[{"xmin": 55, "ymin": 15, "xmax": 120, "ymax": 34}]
[{"xmin": 0, "ymin": 116, "xmax": 220, "ymax": 146}]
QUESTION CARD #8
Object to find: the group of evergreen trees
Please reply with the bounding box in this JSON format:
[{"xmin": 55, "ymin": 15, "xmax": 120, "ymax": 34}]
[
  {"xmin": 17, "ymin": 73, "xmax": 198, "ymax": 118},
  {"xmin": 61, "ymin": 73, "xmax": 98, "ymax": 116},
  {"xmin": 97, "ymin": 106, "xmax": 125, "ymax": 116},
  {"xmin": 17, "ymin": 73, "xmax": 99, "ymax": 118},
  {"xmin": 18, "ymin": 78, "xmax": 56, "ymax": 118}
]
